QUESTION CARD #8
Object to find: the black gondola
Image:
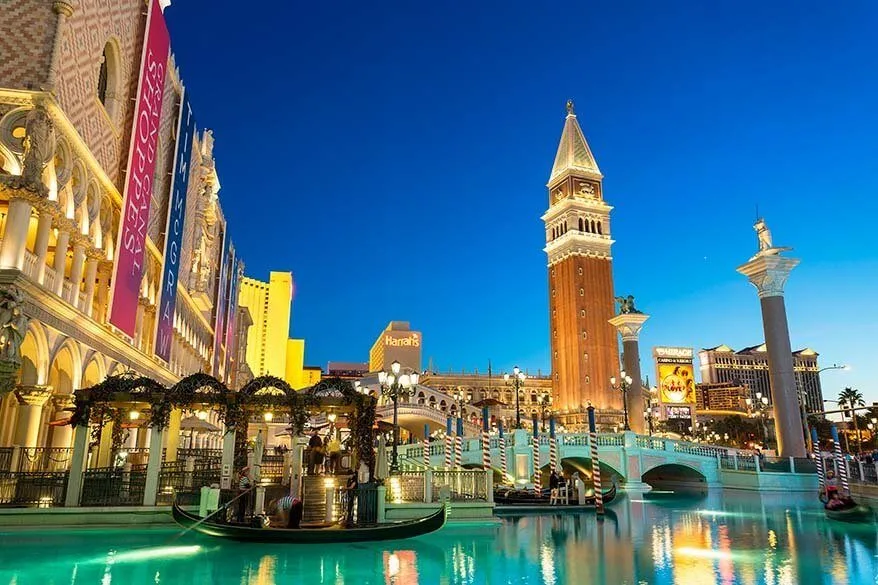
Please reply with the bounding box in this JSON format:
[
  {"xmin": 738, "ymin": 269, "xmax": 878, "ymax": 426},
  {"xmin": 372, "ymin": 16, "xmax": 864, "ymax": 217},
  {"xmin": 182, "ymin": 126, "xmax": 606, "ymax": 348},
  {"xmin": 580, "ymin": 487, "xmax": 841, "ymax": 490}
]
[
  {"xmin": 494, "ymin": 483, "xmax": 617, "ymax": 507},
  {"xmin": 820, "ymin": 493, "xmax": 875, "ymax": 524},
  {"xmin": 172, "ymin": 503, "xmax": 447, "ymax": 543}
]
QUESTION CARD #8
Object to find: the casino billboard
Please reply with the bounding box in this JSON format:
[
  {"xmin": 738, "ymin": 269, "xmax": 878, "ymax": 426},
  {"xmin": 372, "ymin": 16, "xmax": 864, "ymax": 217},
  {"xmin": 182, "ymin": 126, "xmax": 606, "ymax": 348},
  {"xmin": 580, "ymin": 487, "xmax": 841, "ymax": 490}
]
[{"xmin": 653, "ymin": 346, "xmax": 696, "ymax": 422}]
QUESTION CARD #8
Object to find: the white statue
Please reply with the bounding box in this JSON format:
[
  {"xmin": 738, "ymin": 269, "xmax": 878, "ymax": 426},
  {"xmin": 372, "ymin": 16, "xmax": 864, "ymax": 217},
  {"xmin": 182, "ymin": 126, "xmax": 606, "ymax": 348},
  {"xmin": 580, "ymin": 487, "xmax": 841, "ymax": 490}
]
[
  {"xmin": 751, "ymin": 218, "xmax": 792, "ymax": 260},
  {"xmin": 0, "ymin": 286, "xmax": 28, "ymax": 362}
]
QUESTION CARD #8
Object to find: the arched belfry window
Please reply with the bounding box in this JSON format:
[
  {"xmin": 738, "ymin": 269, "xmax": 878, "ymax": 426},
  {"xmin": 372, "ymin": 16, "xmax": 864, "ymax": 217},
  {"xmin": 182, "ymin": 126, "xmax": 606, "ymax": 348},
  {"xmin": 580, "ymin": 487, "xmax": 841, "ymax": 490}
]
[
  {"xmin": 97, "ymin": 51, "xmax": 109, "ymax": 104},
  {"xmin": 578, "ymin": 218, "xmax": 584, "ymax": 232},
  {"xmin": 597, "ymin": 221, "xmax": 603, "ymax": 235}
]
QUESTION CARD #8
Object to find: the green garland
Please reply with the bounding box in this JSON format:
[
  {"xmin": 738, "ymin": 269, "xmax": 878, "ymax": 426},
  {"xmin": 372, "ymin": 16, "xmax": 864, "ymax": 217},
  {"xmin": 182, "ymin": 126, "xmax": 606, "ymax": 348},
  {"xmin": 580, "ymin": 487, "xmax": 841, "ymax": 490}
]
[{"xmin": 311, "ymin": 377, "xmax": 377, "ymax": 479}]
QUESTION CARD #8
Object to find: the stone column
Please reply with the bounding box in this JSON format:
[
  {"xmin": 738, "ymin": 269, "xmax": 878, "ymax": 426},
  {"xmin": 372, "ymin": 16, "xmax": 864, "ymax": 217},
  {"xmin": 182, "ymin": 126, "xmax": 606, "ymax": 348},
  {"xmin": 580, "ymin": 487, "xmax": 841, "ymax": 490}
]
[
  {"xmin": 64, "ymin": 423, "xmax": 89, "ymax": 507},
  {"xmin": 220, "ymin": 429, "xmax": 236, "ymax": 490},
  {"xmin": 68, "ymin": 238, "xmax": 86, "ymax": 306},
  {"xmin": 52, "ymin": 228, "xmax": 71, "ymax": 296},
  {"xmin": 82, "ymin": 252, "xmax": 99, "ymax": 317},
  {"xmin": 96, "ymin": 419, "xmax": 114, "ymax": 467},
  {"xmin": 46, "ymin": 1, "xmax": 76, "ymax": 91},
  {"xmin": 95, "ymin": 261, "xmax": 112, "ymax": 323},
  {"xmin": 165, "ymin": 408, "xmax": 183, "ymax": 462},
  {"xmin": 737, "ymin": 253, "xmax": 805, "ymax": 458},
  {"xmin": 49, "ymin": 394, "xmax": 74, "ymax": 451},
  {"xmin": 608, "ymin": 312, "xmax": 650, "ymax": 435},
  {"xmin": 143, "ymin": 427, "xmax": 165, "ymax": 506},
  {"xmin": 0, "ymin": 197, "xmax": 33, "ymax": 270},
  {"xmin": 32, "ymin": 209, "xmax": 54, "ymax": 283},
  {"xmin": 12, "ymin": 386, "xmax": 52, "ymax": 448}
]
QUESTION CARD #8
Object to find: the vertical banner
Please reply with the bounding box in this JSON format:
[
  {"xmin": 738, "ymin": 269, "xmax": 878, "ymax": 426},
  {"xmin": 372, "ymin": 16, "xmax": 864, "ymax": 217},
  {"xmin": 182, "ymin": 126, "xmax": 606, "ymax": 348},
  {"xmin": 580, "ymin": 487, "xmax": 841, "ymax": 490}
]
[
  {"xmin": 220, "ymin": 245, "xmax": 236, "ymax": 382},
  {"xmin": 108, "ymin": 0, "xmax": 170, "ymax": 337},
  {"xmin": 211, "ymin": 228, "xmax": 228, "ymax": 376},
  {"xmin": 155, "ymin": 91, "xmax": 196, "ymax": 361},
  {"xmin": 223, "ymin": 259, "xmax": 240, "ymax": 383}
]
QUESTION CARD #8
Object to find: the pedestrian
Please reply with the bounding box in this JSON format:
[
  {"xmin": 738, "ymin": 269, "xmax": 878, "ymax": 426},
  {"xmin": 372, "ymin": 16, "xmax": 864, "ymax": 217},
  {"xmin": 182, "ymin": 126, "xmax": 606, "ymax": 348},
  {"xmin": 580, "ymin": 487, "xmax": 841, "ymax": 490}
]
[
  {"xmin": 327, "ymin": 435, "xmax": 342, "ymax": 474},
  {"xmin": 235, "ymin": 468, "xmax": 252, "ymax": 523},
  {"xmin": 307, "ymin": 430, "xmax": 322, "ymax": 475}
]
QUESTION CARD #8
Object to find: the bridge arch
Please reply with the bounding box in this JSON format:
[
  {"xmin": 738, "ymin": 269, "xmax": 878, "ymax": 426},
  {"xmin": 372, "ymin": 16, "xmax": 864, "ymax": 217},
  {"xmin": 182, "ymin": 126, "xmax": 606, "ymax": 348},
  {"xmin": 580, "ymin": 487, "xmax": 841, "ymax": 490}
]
[
  {"xmin": 642, "ymin": 463, "xmax": 708, "ymax": 490},
  {"xmin": 535, "ymin": 456, "xmax": 624, "ymax": 489}
]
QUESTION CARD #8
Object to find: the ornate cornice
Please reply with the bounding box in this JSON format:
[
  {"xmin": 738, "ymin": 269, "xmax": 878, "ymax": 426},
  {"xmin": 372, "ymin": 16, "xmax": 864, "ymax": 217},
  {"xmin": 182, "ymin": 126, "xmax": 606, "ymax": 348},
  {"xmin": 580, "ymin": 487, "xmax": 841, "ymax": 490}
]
[
  {"xmin": 736, "ymin": 255, "xmax": 800, "ymax": 299},
  {"xmin": 545, "ymin": 232, "xmax": 614, "ymax": 265}
]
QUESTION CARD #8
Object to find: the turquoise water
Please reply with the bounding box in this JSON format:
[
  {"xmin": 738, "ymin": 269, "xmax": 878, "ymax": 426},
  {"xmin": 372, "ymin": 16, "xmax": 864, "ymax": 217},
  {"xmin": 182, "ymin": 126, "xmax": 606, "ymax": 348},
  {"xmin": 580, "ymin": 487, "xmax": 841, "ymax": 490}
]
[{"xmin": 0, "ymin": 491, "xmax": 875, "ymax": 584}]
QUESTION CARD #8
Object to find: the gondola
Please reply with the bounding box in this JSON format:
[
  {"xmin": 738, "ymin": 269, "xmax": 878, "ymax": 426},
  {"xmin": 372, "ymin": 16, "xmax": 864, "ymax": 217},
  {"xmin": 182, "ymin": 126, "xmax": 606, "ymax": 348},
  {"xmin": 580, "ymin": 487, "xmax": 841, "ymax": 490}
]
[
  {"xmin": 172, "ymin": 503, "xmax": 446, "ymax": 543},
  {"xmin": 494, "ymin": 483, "xmax": 617, "ymax": 508},
  {"xmin": 819, "ymin": 493, "xmax": 875, "ymax": 524}
]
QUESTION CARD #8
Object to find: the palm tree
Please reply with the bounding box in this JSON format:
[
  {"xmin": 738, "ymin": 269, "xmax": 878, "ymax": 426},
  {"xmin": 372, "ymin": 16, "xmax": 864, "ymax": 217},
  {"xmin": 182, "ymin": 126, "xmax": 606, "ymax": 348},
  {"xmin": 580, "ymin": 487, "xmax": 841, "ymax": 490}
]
[{"xmin": 838, "ymin": 387, "xmax": 865, "ymax": 453}]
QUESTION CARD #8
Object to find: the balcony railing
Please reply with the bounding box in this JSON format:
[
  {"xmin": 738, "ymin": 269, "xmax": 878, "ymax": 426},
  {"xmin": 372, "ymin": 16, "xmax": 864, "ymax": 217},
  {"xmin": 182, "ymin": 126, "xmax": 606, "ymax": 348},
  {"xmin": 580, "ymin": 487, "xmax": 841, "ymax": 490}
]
[
  {"xmin": 0, "ymin": 471, "xmax": 68, "ymax": 507},
  {"xmin": 80, "ymin": 467, "xmax": 146, "ymax": 507}
]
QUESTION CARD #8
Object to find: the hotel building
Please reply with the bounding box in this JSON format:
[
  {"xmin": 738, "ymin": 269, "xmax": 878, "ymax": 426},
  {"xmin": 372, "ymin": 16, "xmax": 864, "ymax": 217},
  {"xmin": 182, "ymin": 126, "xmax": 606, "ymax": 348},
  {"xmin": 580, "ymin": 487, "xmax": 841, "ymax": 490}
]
[
  {"xmin": 369, "ymin": 321, "xmax": 422, "ymax": 373},
  {"xmin": 0, "ymin": 0, "xmax": 248, "ymax": 452},
  {"xmin": 698, "ymin": 344, "xmax": 824, "ymax": 414}
]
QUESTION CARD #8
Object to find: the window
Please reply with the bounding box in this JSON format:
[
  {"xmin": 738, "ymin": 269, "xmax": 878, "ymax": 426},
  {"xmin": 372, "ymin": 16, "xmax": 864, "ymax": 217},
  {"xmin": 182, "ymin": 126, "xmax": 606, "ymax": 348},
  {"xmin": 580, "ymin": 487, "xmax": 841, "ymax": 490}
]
[
  {"xmin": 583, "ymin": 352, "xmax": 589, "ymax": 360},
  {"xmin": 582, "ymin": 331, "xmax": 587, "ymax": 339},
  {"xmin": 597, "ymin": 221, "xmax": 603, "ymax": 235},
  {"xmin": 552, "ymin": 288, "xmax": 556, "ymax": 297},
  {"xmin": 97, "ymin": 40, "xmax": 121, "ymax": 121},
  {"xmin": 578, "ymin": 267, "xmax": 583, "ymax": 276},
  {"xmin": 585, "ymin": 376, "xmax": 590, "ymax": 384},
  {"xmin": 590, "ymin": 219, "xmax": 596, "ymax": 233},
  {"xmin": 97, "ymin": 51, "xmax": 109, "ymax": 105},
  {"xmin": 580, "ymin": 309, "xmax": 586, "ymax": 317},
  {"xmin": 579, "ymin": 288, "xmax": 584, "ymax": 296},
  {"xmin": 578, "ymin": 218, "xmax": 584, "ymax": 231}
]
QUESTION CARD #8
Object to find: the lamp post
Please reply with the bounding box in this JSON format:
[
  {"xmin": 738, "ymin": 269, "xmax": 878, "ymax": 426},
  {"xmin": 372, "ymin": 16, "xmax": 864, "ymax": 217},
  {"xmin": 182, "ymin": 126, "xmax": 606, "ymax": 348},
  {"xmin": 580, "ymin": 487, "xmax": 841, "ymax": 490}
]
[
  {"xmin": 610, "ymin": 371, "xmax": 633, "ymax": 431},
  {"xmin": 503, "ymin": 366, "xmax": 526, "ymax": 429},
  {"xmin": 644, "ymin": 386, "xmax": 658, "ymax": 436},
  {"xmin": 537, "ymin": 391, "xmax": 552, "ymax": 432},
  {"xmin": 378, "ymin": 360, "xmax": 419, "ymax": 475},
  {"xmin": 801, "ymin": 363, "xmax": 847, "ymax": 453},
  {"xmin": 746, "ymin": 392, "xmax": 770, "ymax": 448}
]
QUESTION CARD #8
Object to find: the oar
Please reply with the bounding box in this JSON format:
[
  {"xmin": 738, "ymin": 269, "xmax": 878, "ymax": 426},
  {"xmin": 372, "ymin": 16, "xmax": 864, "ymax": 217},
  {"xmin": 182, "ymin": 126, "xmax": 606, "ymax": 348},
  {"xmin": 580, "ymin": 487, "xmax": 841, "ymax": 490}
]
[{"xmin": 166, "ymin": 486, "xmax": 258, "ymax": 542}]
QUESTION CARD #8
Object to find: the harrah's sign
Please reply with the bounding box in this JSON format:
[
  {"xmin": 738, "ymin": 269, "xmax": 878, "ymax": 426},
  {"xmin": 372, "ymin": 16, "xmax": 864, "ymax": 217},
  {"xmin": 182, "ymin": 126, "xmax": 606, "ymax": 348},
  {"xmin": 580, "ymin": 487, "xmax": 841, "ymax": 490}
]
[
  {"xmin": 384, "ymin": 334, "xmax": 421, "ymax": 348},
  {"xmin": 108, "ymin": 0, "xmax": 170, "ymax": 337}
]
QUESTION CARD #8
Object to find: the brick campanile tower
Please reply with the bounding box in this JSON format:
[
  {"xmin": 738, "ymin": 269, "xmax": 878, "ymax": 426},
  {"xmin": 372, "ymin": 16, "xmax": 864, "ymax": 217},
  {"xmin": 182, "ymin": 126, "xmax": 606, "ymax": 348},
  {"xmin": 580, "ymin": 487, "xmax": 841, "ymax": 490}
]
[{"xmin": 543, "ymin": 100, "xmax": 621, "ymax": 426}]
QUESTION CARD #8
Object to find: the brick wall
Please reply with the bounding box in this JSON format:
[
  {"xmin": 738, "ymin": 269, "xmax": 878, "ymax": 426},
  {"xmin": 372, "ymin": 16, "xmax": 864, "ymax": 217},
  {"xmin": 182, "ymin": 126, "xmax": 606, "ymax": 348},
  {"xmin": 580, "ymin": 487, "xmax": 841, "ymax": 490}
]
[{"xmin": 0, "ymin": 0, "xmax": 56, "ymax": 91}]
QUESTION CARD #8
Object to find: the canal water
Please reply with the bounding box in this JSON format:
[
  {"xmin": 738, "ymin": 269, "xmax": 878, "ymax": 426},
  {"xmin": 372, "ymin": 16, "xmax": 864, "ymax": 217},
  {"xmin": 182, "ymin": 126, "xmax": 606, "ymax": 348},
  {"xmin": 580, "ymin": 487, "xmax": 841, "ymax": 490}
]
[{"xmin": 0, "ymin": 490, "xmax": 874, "ymax": 584}]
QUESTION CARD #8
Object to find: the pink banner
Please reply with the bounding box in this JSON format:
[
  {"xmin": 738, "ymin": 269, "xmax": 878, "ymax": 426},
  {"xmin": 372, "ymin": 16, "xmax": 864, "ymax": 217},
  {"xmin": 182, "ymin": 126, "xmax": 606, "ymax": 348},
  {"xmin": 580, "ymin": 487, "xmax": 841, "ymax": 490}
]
[{"xmin": 108, "ymin": 0, "xmax": 170, "ymax": 337}]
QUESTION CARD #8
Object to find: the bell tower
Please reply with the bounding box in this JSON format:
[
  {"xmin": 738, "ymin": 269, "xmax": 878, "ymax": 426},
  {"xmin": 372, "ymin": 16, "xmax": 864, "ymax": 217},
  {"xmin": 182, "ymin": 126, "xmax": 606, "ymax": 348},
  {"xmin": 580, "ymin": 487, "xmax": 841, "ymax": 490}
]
[{"xmin": 543, "ymin": 100, "xmax": 621, "ymax": 425}]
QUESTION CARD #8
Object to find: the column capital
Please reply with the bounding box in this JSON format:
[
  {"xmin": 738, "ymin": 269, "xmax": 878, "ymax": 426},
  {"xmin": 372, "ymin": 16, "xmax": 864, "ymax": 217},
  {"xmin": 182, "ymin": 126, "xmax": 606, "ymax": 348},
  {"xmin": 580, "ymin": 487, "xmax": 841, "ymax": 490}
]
[
  {"xmin": 0, "ymin": 184, "xmax": 42, "ymax": 206},
  {"xmin": 14, "ymin": 385, "xmax": 52, "ymax": 407},
  {"xmin": 737, "ymin": 255, "xmax": 800, "ymax": 299},
  {"xmin": 70, "ymin": 232, "xmax": 90, "ymax": 249},
  {"xmin": 51, "ymin": 392, "xmax": 74, "ymax": 409},
  {"xmin": 608, "ymin": 312, "xmax": 650, "ymax": 342},
  {"xmin": 52, "ymin": 0, "xmax": 76, "ymax": 18},
  {"xmin": 85, "ymin": 248, "xmax": 104, "ymax": 261}
]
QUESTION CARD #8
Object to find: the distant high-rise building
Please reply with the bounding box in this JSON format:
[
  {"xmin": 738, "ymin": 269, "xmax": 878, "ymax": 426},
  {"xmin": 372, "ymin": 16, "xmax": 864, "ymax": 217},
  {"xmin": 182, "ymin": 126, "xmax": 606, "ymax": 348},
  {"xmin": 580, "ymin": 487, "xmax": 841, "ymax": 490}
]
[
  {"xmin": 369, "ymin": 321, "xmax": 422, "ymax": 373},
  {"xmin": 239, "ymin": 272, "xmax": 293, "ymax": 378},
  {"xmin": 698, "ymin": 344, "xmax": 823, "ymax": 413},
  {"xmin": 695, "ymin": 382, "xmax": 749, "ymax": 413},
  {"xmin": 543, "ymin": 101, "xmax": 621, "ymax": 425}
]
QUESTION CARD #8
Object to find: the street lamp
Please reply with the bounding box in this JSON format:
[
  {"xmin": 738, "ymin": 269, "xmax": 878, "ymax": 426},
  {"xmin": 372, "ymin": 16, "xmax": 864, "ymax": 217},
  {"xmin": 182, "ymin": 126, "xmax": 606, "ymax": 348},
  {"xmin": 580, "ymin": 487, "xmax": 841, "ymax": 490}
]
[
  {"xmin": 746, "ymin": 393, "xmax": 770, "ymax": 447},
  {"xmin": 378, "ymin": 360, "xmax": 419, "ymax": 475},
  {"xmin": 537, "ymin": 391, "xmax": 552, "ymax": 432},
  {"xmin": 643, "ymin": 386, "xmax": 658, "ymax": 436},
  {"xmin": 610, "ymin": 371, "xmax": 633, "ymax": 431},
  {"xmin": 503, "ymin": 366, "xmax": 526, "ymax": 429},
  {"xmin": 800, "ymin": 363, "xmax": 848, "ymax": 452}
]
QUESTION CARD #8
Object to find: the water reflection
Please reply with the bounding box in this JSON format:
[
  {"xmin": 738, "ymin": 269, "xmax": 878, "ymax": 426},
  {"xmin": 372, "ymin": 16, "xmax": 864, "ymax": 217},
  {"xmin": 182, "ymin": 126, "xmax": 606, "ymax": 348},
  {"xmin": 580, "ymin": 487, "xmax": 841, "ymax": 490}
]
[{"xmin": 0, "ymin": 491, "xmax": 876, "ymax": 584}]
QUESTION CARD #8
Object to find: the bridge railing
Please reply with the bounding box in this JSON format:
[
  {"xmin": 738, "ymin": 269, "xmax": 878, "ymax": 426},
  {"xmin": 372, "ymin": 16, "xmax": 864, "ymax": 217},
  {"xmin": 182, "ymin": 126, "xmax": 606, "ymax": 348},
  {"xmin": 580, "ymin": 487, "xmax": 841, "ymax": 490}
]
[{"xmin": 386, "ymin": 469, "xmax": 491, "ymax": 503}]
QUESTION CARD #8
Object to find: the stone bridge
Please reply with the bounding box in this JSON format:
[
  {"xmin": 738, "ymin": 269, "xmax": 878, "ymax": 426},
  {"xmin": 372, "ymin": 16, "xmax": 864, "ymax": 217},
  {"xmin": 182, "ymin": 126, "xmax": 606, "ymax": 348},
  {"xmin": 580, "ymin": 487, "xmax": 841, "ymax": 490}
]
[
  {"xmin": 375, "ymin": 403, "xmax": 481, "ymax": 436},
  {"xmin": 395, "ymin": 430, "xmax": 730, "ymax": 489}
]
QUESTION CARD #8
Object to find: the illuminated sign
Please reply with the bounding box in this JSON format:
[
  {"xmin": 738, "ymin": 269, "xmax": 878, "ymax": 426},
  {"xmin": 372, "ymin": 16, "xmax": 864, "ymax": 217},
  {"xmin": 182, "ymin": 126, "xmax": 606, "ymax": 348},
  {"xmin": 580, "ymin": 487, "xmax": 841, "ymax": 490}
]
[
  {"xmin": 658, "ymin": 363, "xmax": 697, "ymax": 404},
  {"xmin": 654, "ymin": 346, "xmax": 694, "ymax": 359},
  {"xmin": 666, "ymin": 406, "xmax": 692, "ymax": 419},
  {"xmin": 384, "ymin": 334, "xmax": 421, "ymax": 348}
]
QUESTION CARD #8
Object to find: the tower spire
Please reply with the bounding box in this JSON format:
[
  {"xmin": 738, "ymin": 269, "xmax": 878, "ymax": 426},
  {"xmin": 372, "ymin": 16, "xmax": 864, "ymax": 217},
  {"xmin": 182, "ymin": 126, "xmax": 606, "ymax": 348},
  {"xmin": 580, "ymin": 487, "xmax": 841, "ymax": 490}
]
[{"xmin": 549, "ymin": 100, "xmax": 602, "ymax": 185}]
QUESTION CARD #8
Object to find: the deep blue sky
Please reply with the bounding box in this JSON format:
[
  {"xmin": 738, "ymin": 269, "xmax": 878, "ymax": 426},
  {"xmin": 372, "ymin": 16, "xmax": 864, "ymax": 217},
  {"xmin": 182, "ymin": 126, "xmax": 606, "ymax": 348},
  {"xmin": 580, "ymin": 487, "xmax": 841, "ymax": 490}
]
[{"xmin": 166, "ymin": 1, "xmax": 877, "ymax": 402}]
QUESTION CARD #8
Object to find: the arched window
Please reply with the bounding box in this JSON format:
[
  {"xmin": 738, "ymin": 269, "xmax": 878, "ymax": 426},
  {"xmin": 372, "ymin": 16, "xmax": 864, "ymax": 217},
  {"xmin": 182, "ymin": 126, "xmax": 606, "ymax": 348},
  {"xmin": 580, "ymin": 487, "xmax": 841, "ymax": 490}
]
[
  {"xmin": 597, "ymin": 222, "xmax": 603, "ymax": 235},
  {"xmin": 590, "ymin": 220, "xmax": 596, "ymax": 233},
  {"xmin": 97, "ymin": 40, "xmax": 122, "ymax": 121},
  {"xmin": 578, "ymin": 218, "xmax": 584, "ymax": 231}
]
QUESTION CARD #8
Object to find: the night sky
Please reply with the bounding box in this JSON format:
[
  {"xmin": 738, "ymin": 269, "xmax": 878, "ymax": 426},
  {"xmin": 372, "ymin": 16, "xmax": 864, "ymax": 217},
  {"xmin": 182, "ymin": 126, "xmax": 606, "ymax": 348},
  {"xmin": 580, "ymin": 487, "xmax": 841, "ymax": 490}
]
[{"xmin": 165, "ymin": 1, "xmax": 877, "ymax": 401}]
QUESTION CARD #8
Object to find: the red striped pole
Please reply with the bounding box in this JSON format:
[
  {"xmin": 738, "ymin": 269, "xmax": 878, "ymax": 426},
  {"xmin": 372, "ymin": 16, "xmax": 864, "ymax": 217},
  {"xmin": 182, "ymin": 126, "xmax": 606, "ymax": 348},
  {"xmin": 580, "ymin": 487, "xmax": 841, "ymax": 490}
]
[
  {"xmin": 830, "ymin": 425, "xmax": 850, "ymax": 494},
  {"xmin": 444, "ymin": 417, "xmax": 452, "ymax": 469},
  {"xmin": 481, "ymin": 407, "xmax": 491, "ymax": 470},
  {"xmin": 499, "ymin": 422, "xmax": 508, "ymax": 482},
  {"xmin": 454, "ymin": 417, "xmax": 463, "ymax": 469},
  {"xmin": 549, "ymin": 416, "xmax": 558, "ymax": 472},
  {"xmin": 588, "ymin": 405, "xmax": 604, "ymax": 515},
  {"xmin": 532, "ymin": 414, "xmax": 541, "ymax": 496},
  {"xmin": 811, "ymin": 428, "xmax": 824, "ymax": 494}
]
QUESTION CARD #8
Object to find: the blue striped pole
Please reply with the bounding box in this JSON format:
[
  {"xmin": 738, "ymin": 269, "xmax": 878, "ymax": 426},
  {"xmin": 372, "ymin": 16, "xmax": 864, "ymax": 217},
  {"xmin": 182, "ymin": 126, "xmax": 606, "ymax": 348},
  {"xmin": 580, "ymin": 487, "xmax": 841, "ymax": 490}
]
[
  {"xmin": 811, "ymin": 427, "xmax": 824, "ymax": 493},
  {"xmin": 455, "ymin": 417, "xmax": 463, "ymax": 469},
  {"xmin": 424, "ymin": 424, "xmax": 430, "ymax": 469},
  {"xmin": 444, "ymin": 416, "xmax": 452, "ymax": 469},
  {"xmin": 532, "ymin": 414, "xmax": 541, "ymax": 496},
  {"xmin": 830, "ymin": 425, "xmax": 849, "ymax": 494},
  {"xmin": 498, "ymin": 421, "xmax": 507, "ymax": 481},
  {"xmin": 588, "ymin": 405, "xmax": 604, "ymax": 515},
  {"xmin": 481, "ymin": 407, "xmax": 491, "ymax": 469}
]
